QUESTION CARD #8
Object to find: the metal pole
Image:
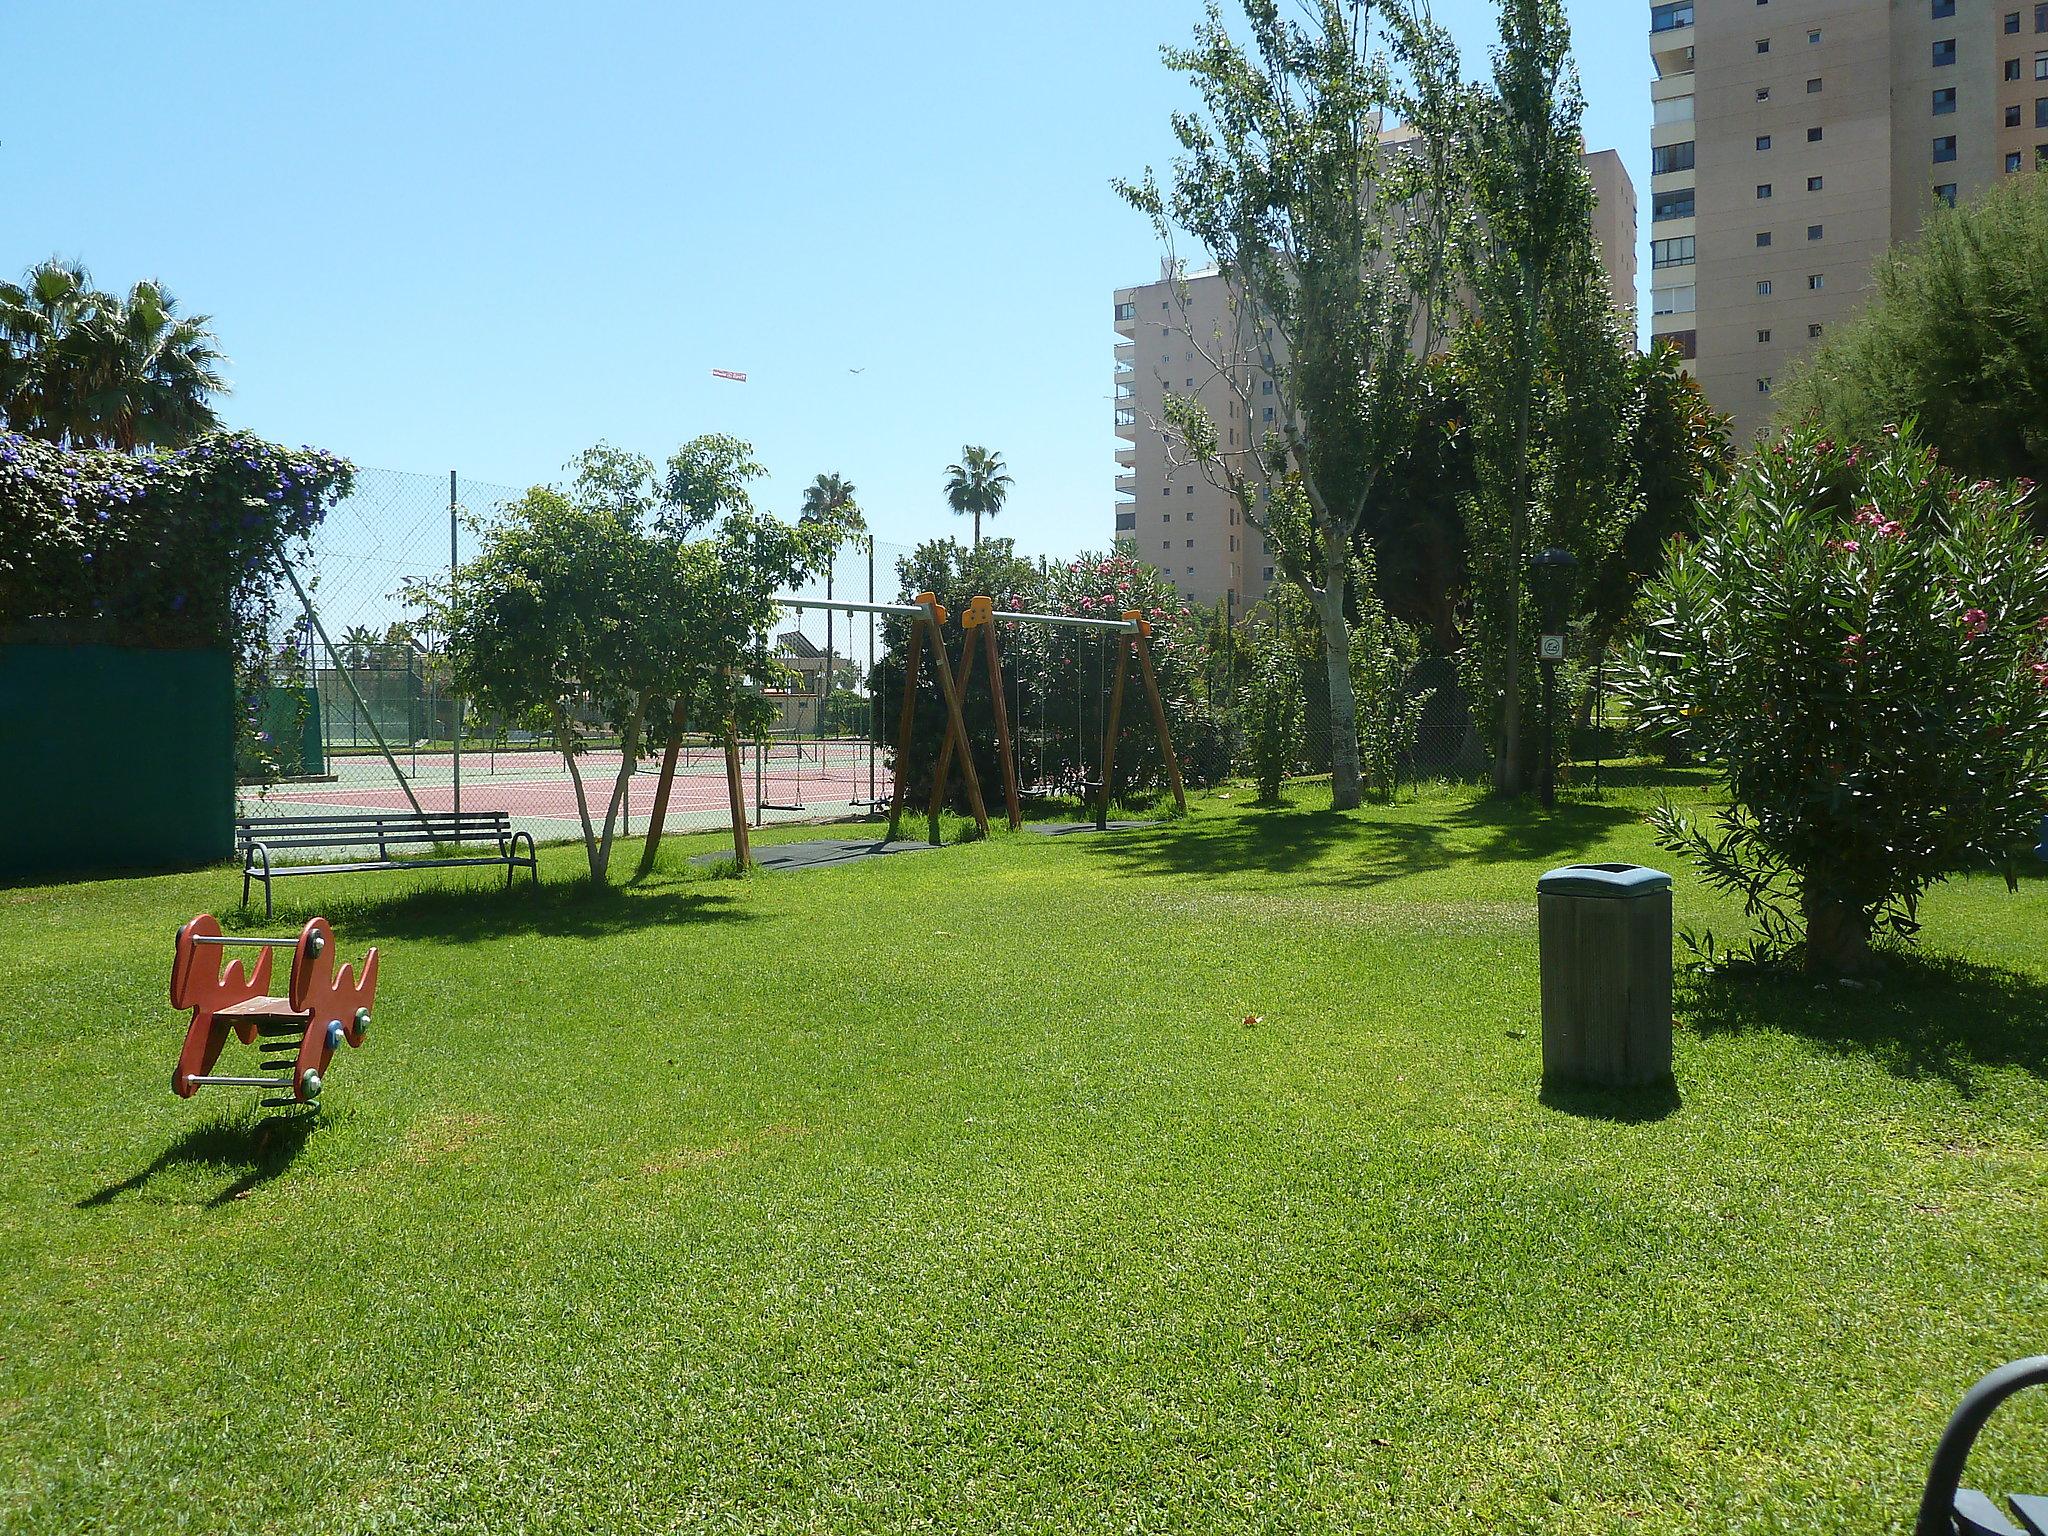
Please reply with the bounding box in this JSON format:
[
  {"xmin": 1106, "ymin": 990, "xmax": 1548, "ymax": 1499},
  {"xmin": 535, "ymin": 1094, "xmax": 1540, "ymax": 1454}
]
[
  {"xmin": 451, "ymin": 470, "xmax": 462, "ymax": 820},
  {"xmin": 280, "ymin": 556, "xmax": 429, "ymax": 821},
  {"xmin": 867, "ymin": 538, "xmax": 877, "ymax": 807},
  {"xmin": 753, "ymin": 735, "xmax": 764, "ymax": 828},
  {"xmin": 1539, "ymin": 659, "xmax": 1557, "ymax": 811}
]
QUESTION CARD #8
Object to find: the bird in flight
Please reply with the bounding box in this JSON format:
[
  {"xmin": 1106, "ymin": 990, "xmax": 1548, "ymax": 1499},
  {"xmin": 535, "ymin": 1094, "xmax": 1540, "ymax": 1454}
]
[{"xmin": 849, "ymin": 367, "xmax": 866, "ymax": 375}]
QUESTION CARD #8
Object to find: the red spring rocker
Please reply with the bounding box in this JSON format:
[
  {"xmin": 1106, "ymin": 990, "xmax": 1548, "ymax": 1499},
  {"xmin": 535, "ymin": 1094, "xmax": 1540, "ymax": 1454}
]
[{"xmin": 170, "ymin": 915, "xmax": 378, "ymax": 1108}]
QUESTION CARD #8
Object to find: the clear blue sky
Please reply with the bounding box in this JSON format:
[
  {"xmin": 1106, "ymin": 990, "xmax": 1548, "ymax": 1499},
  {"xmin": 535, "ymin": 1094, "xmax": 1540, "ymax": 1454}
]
[{"xmin": 6, "ymin": 0, "xmax": 1649, "ymax": 563}]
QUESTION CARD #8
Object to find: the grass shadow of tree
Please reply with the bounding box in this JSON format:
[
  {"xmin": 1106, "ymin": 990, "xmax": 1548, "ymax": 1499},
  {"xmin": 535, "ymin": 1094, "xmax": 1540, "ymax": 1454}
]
[
  {"xmin": 222, "ymin": 876, "xmax": 756, "ymax": 945},
  {"xmin": 1538, "ymin": 1075, "xmax": 1684, "ymax": 1123},
  {"xmin": 1077, "ymin": 805, "xmax": 1459, "ymax": 888},
  {"xmin": 1679, "ymin": 952, "xmax": 2048, "ymax": 1091},
  {"xmin": 1442, "ymin": 795, "xmax": 1645, "ymax": 865},
  {"xmin": 78, "ymin": 1110, "xmax": 321, "ymax": 1211}
]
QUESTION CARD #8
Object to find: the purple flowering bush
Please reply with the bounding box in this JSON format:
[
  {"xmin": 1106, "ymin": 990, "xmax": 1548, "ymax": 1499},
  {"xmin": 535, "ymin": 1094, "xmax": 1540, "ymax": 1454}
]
[
  {"xmin": 0, "ymin": 428, "xmax": 353, "ymax": 774},
  {"xmin": 1619, "ymin": 426, "xmax": 2048, "ymax": 975}
]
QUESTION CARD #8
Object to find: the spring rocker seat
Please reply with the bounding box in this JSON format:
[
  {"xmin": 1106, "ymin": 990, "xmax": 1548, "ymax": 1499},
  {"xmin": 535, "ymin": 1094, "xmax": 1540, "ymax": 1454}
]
[{"xmin": 170, "ymin": 914, "xmax": 378, "ymax": 1109}]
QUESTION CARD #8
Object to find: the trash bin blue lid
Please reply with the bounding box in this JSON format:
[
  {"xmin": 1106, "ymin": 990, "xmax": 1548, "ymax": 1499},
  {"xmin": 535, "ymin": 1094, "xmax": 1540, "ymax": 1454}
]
[{"xmin": 1537, "ymin": 863, "xmax": 1673, "ymax": 898}]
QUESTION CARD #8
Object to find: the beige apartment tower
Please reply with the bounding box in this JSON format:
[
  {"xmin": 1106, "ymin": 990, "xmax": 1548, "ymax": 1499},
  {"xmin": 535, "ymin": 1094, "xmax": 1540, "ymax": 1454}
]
[
  {"xmin": 1113, "ymin": 150, "xmax": 1637, "ymax": 613},
  {"xmin": 1649, "ymin": 0, "xmax": 2048, "ymax": 439}
]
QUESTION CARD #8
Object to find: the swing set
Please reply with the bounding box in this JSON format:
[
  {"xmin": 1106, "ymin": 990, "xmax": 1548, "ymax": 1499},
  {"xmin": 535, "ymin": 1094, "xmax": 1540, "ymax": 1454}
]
[{"xmin": 775, "ymin": 591, "xmax": 1186, "ymax": 844}]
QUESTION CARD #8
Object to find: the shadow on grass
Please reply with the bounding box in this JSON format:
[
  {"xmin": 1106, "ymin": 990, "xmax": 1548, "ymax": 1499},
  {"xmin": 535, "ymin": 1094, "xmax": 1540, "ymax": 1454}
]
[
  {"xmin": 78, "ymin": 1111, "xmax": 321, "ymax": 1210},
  {"xmin": 1680, "ymin": 952, "xmax": 2048, "ymax": 1090},
  {"xmin": 223, "ymin": 876, "xmax": 756, "ymax": 945},
  {"xmin": 1561, "ymin": 759, "xmax": 1720, "ymax": 796},
  {"xmin": 1078, "ymin": 793, "xmax": 1649, "ymax": 890},
  {"xmin": 1539, "ymin": 1075, "xmax": 1683, "ymax": 1123}
]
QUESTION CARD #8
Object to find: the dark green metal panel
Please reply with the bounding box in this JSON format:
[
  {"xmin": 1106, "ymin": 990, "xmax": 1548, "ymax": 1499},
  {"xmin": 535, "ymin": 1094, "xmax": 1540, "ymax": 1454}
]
[{"xmin": 0, "ymin": 642, "xmax": 235, "ymax": 879}]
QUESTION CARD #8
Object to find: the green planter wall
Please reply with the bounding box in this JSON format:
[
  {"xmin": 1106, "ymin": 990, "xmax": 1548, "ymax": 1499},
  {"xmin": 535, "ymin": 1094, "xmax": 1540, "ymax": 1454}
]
[{"xmin": 0, "ymin": 641, "xmax": 235, "ymax": 880}]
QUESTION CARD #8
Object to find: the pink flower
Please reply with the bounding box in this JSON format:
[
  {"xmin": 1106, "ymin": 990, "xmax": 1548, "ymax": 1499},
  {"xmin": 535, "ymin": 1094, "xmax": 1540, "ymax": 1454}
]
[
  {"xmin": 1974, "ymin": 479, "xmax": 1998, "ymax": 493},
  {"xmin": 1962, "ymin": 608, "xmax": 1989, "ymax": 639},
  {"xmin": 1847, "ymin": 447, "xmax": 1863, "ymax": 468},
  {"xmin": 1840, "ymin": 633, "xmax": 1863, "ymax": 666},
  {"xmin": 2034, "ymin": 660, "xmax": 2048, "ymax": 688},
  {"xmin": 1828, "ymin": 538, "xmax": 1862, "ymax": 554}
]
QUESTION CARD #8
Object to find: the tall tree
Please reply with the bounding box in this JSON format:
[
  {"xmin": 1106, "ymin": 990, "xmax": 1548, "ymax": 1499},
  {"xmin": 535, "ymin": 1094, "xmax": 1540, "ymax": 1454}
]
[
  {"xmin": 0, "ymin": 261, "xmax": 224, "ymax": 450},
  {"xmin": 1117, "ymin": 0, "xmax": 1467, "ymax": 811},
  {"xmin": 943, "ymin": 446, "xmax": 1011, "ymax": 547},
  {"xmin": 1783, "ymin": 172, "xmax": 2048, "ymax": 510},
  {"xmin": 798, "ymin": 472, "xmax": 864, "ymax": 711},
  {"xmin": 1454, "ymin": 0, "xmax": 1635, "ymax": 796}
]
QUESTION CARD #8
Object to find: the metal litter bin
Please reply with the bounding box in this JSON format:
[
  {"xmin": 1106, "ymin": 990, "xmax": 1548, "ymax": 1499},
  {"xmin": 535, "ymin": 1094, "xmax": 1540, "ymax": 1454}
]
[{"xmin": 1537, "ymin": 863, "xmax": 1673, "ymax": 1089}]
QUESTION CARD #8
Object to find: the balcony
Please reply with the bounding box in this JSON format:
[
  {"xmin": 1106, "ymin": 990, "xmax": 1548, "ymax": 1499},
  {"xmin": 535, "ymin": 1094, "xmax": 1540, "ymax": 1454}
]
[{"xmin": 1114, "ymin": 406, "xmax": 1138, "ymax": 440}]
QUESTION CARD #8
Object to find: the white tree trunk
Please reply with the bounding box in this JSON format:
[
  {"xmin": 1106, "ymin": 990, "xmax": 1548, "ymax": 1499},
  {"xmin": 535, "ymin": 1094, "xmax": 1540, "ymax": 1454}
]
[{"xmin": 1318, "ymin": 552, "xmax": 1362, "ymax": 811}]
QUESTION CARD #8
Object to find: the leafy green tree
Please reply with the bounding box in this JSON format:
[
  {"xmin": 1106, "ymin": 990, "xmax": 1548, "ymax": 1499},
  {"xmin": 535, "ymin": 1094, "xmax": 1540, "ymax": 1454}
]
[
  {"xmin": 1617, "ymin": 428, "xmax": 2048, "ymax": 976},
  {"xmin": 943, "ymin": 447, "xmax": 1011, "ymax": 548},
  {"xmin": 1117, "ymin": 0, "xmax": 1467, "ymax": 811},
  {"xmin": 0, "ymin": 261, "xmax": 224, "ymax": 450},
  {"xmin": 1347, "ymin": 547, "xmax": 1431, "ymax": 802},
  {"xmin": 1454, "ymin": 0, "xmax": 1639, "ymax": 797},
  {"xmin": 1784, "ymin": 173, "xmax": 2048, "ymax": 507},
  {"xmin": 1241, "ymin": 618, "xmax": 1305, "ymax": 804},
  {"xmin": 439, "ymin": 485, "xmax": 680, "ymax": 884},
  {"xmin": 798, "ymin": 471, "xmax": 864, "ymax": 689}
]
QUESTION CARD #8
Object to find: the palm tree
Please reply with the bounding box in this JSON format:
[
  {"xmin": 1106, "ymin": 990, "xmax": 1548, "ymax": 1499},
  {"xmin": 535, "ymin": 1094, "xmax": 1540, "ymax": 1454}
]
[
  {"xmin": 338, "ymin": 626, "xmax": 379, "ymax": 669},
  {"xmin": 944, "ymin": 446, "xmax": 1012, "ymax": 548},
  {"xmin": 798, "ymin": 473, "xmax": 861, "ymax": 714},
  {"xmin": 0, "ymin": 260, "xmax": 224, "ymax": 450},
  {"xmin": 0, "ymin": 259, "xmax": 96, "ymax": 442},
  {"xmin": 76, "ymin": 279, "xmax": 227, "ymax": 451}
]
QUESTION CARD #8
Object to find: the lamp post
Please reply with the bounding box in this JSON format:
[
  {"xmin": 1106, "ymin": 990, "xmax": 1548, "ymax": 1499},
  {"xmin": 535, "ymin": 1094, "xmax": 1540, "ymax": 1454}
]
[{"xmin": 1530, "ymin": 547, "xmax": 1579, "ymax": 811}]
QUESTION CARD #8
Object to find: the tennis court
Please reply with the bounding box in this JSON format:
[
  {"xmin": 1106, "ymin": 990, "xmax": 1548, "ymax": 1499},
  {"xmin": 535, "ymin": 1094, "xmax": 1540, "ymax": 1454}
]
[{"xmin": 239, "ymin": 738, "xmax": 894, "ymax": 846}]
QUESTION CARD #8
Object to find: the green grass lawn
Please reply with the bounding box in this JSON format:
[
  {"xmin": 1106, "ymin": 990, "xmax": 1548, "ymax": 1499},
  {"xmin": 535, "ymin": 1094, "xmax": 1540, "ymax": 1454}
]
[{"xmin": 3, "ymin": 774, "xmax": 2045, "ymax": 1534}]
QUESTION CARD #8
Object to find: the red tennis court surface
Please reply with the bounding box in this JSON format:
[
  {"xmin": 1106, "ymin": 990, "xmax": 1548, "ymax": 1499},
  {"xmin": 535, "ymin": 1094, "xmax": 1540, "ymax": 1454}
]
[{"xmin": 243, "ymin": 743, "xmax": 894, "ymax": 842}]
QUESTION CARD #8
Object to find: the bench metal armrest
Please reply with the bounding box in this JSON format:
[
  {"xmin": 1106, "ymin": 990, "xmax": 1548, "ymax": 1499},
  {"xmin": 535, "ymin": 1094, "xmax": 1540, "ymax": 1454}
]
[{"xmin": 1916, "ymin": 1356, "xmax": 2048, "ymax": 1536}]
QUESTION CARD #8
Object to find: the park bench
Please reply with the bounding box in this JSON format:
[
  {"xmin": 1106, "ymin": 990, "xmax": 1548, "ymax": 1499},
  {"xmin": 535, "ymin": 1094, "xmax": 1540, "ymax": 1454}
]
[{"xmin": 237, "ymin": 811, "xmax": 538, "ymax": 916}]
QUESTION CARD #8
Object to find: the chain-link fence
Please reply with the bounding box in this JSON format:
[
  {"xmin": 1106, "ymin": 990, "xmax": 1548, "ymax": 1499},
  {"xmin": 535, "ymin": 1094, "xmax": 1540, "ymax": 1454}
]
[{"xmin": 243, "ymin": 465, "xmax": 914, "ymax": 847}]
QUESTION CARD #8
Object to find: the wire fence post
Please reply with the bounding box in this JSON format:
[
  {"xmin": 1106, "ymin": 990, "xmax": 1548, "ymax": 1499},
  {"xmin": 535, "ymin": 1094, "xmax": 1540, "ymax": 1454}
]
[{"xmin": 450, "ymin": 469, "xmax": 462, "ymax": 820}]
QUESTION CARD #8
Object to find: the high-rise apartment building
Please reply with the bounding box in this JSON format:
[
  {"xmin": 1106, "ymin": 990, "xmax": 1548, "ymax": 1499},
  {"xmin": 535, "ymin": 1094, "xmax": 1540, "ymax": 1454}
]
[
  {"xmin": 1112, "ymin": 148, "xmax": 1637, "ymax": 612},
  {"xmin": 1649, "ymin": 0, "xmax": 2048, "ymax": 439}
]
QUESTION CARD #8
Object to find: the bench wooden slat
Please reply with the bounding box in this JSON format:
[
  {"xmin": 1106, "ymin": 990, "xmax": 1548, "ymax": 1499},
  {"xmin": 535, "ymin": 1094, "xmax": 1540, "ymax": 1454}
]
[{"xmin": 236, "ymin": 811, "xmax": 539, "ymax": 915}]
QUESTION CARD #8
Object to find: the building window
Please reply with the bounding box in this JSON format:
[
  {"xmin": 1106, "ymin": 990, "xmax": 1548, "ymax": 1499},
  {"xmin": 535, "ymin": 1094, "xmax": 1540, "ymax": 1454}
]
[
  {"xmin": 1758, "ymin": 183, "xmax": 1773, "ymax": 199},
  {"xmin": 1262, "ymin": 567, "xmax": 1275, "ymax": 583},
  {"xmin": 1808, "ymin": 126, "xmax": 1824, "ymax": 142},
  {"xmin": 1114, "ymin": 302, "xmax": 1136, "ymax": 321},
  {"xmin": 1935, "ymin": 183, "xmax": 1958, "ymax": 206},
  {"xmin": 1651, "ymin": 235, "xmax": 1696, "ymax": 268},
  {"xmin": 1756, "ymin": 37, "xmax": 1771, "ymax": 53},
  {"xmin": 1758, "ymin": 378, "xmax": 1773, "ymax": 394},
  {"xmin": 1186, "ymin": 540, "xmax": 1194, "ymax": 549},
  {"xmin": 1260, "ymin": 379, "xmax": 1274, "ymax": 394},
  {"xmin": 1757, "ymin": 329, "xmax": 1773, "ymax": 344},
  {"xmin": 2011, "ymin": 58, "xmax": 2026, "ymax": 80},
  {"xmin": 2040, "ymin": 96, "xmax": 2048, "ymax": 125},
  {"xmin": 2009, "ymin": 150, "xmax": 2026, "ymax": 172},
  {"xmin": 1809, "ymin": 28, "xmax": 1822, "ymax": 43},
  {"xmin": 2039, "ymin": 3, "xmax": 2047, "ymax": 31},
  {"xmin": 1653, "ymin": 141, "xmax": 1696, "ymax": 174},
  {"xmin": 1933, "ymin": 0, "xmax": 1955, "ymax": 15},
  {"xmin": 1662, "ymin": 329, "xmax": 1698, "ymax": 360},
  {"xmin": 2039, "ymin": 52, "xmax": 2048, "ymax": 77},
  {"xmin": 1933, "ymin": 135, "xmax": 1958, "ymax": 163},
  {"xmin": 1757, "ymin": 134, "xmax": 1772, "ymax": 150},
  {"xmin": 1809, "ymin": 323, "xmax": 1824, "ymax": 339},
  {"xmin": 1933, "ymin": 87, "xmax": 1957, "ymax": 115},
  {"xmin": 1652, "ymin": 284, "xmax": 1696, "ymax": 316},
  {"xmin": 1161, "ymin": 541, "xmax": 1171, "ymax": 551},
  {"xmin": 1808, "ymin": 273, "xmax": 1825, "ymax": 290},
  {"xmin": 2039, "ymin": 144, "xmax": 2048, "ymax": 168},
  {"xmin": 1808, "ymin": 224, "xmax": 1824, "ymax": 240},
  {"xmin": 2007, "ymin": 10, "xmax": 2022, "ymax": 32},
  {"xmin": 1933, "ymin": 40, "xmax": 1956, "ymax": 67},
  {"xmin": 1808, "ymin": 175, "xmax": 1824, "ymax": 190},
  {"xmin": 1806, "ymin": 77, "xmax": 1822, "ymax": 93},
  {"xmin": 1654, "ymin": 93, "xmax": 1696, "ymax": 125},
  {"xmin": 1758, "ymin": 279, "xmax": 1774, "ymax": 295},
  {"xmin": 1650, "ymin": 1, "xmax": 1693, "ymax": 31},
  {"xmin": 1756, "ymin": 230, "xmax": 1773, "ymax": 247},
  {"xmin": 1262, "ymin": 406, "xmax": 1276, "ymax": 423},
  {"xmin": 1184, "ymin": 486, "xmax": 1194, "ymax": 497},
  {"xmin": 1757, "ymin": 87, "xmax": 1771, "ymax": 102},
  {"xmin": 2010, "ymin": 104, "xmax": 2026, "ymax": 126},
  {"xmin": 1652, "ymin": 188, "xmax": 1696, "ymax": 221}
]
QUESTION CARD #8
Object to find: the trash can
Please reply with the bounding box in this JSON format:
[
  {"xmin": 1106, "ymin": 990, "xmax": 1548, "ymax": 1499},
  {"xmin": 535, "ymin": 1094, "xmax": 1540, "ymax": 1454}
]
[{"xmin": 1537, "ymin": 863, "xmax": 1673, "ymax": 1089}]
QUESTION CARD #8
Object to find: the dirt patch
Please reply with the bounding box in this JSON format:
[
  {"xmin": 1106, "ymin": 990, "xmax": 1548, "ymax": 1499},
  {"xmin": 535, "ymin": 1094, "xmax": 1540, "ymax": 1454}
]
[{"xmin": 641, "ymin": 1122, "xmax": 805, "ymax": 1176}]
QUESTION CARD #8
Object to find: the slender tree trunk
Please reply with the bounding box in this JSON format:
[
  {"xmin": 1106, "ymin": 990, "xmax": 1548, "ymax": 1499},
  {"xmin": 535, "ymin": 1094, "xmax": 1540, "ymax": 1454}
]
[
  {"xmin": 1494, "ymin": 298, "xmax": 1537, "ymax": 798},
  {"xmin": 1803, "ymin": 890, "xmax": 1874, "ymax": 976},
  {"xmin": 555, "ymin": 702, "xmax": 602, "ymax": 882},
  {"xmin": 592, "ymin": 689, "xmax": 650, "ymax": 885},
  {"xmin": 634, "ymin": 698, "xmax": 690, "ymax": 880},
  {"xmin": 1319, "ymin": 540, "xmax": 1362, "ymax": 811},
  {"xmin": 973, "ymin": 506, "xmax": 981, "ymax": 548}
]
